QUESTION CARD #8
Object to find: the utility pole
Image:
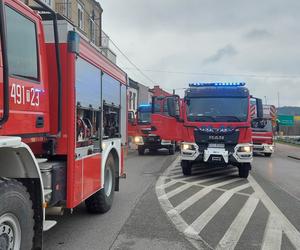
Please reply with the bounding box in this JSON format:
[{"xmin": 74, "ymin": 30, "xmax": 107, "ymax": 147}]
[
  {"xmin": 173, "ymin": 89, "xmax": 175, "ymax": 95},
  {"xmin": 277, "ymin": 92, "xmax": 280, "ymax": 108},
  {"xmin": 264, "ymin": 96, "xmax": 267, "ymax": 105}
]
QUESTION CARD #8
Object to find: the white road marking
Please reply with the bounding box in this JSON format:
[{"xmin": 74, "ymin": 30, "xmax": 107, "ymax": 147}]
[
  {"xmin": 261, "ymin": 214, "xmax": 282, "ymax": 250},
  {"xmin": 168, "ymin": 178, "xmax": 244, "ymax": 216},
  {"xmin": 248, "ymin": 175, "xmax": 300, "ymax": 249},
  {"xmin": 216, "ymin": 195, "xmax": 259, "ymax": 250},
  {"xmin": 159, "ymin": 183, "xmax": 192, "ymax": 200},
  {"xmin": 184, "ymin": 183, "xmax": 250, "ymax": 237},
  {"xmin": 157, "ymin": 156, "xmax": 300, "ymax": 250},
  {"xmin": 156, "ymin": 179, "xmax": 179, "ymax": 190}
]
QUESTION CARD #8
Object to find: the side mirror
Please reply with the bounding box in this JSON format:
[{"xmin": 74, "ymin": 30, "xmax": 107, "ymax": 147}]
[
  {"xmin": 256, "ymin": 98, "xmax": 263, "ymax": 118},
  {"xmin": 167, "ymin": 97, "xmax": 177, "ymax": 117}
]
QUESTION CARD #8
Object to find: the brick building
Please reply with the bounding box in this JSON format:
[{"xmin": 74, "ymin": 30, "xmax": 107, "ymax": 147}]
[
  {"xmin": 150, "ymin": 85, "xmax": 171, "ymax": 97},
  {"xmin": 25, "ymin": 0, "xmax": 116, "ymax": 63}
]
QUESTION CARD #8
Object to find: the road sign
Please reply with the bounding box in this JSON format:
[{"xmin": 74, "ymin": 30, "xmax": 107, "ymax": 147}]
[{"xmin": 278, "ymin": 115, "xmax": 294, "ymax": 126}]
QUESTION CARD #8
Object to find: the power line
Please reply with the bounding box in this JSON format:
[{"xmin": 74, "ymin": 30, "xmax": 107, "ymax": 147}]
[
  {"xmin": 122, "ymin": 68, "xmax": 300, "ymax": 79},
  {"xmin": 108, "ymin": 39, "xmax": 156, "ymax": 84},
  {"xmin": 73, "ymin": 1, "xmax": 156, "ymax": 85}
]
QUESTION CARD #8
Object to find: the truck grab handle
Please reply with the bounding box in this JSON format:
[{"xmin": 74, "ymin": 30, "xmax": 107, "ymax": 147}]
[{"xmin": 0, "ymin": 0, "xmax": 10, "ymax": 126}]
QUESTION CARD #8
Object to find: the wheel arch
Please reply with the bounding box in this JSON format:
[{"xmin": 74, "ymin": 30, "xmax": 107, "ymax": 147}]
[
  {"xmin": 0, "ymin": 142, "xmax": 44, "ymax": 249},
  {"xmin": 108, "ymin": 147, "xmax": 120, "ymax": 191}
]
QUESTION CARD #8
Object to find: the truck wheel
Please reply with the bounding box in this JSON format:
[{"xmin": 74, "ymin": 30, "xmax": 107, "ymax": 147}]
[
  {"xmin": 0, "ymin": 179, "xmax": 34, "ymax": 250},
  {"xmin": 264, "ymin": 153, "xmax": 272, "ymax": 157},
  {"xmin": 138, "ymin": 146, "xmax": 145, "ymax": 155},
  {"xmin": 238, "ymin": 165, "xmax": 250, "ymax": 178},
  {"xmin": 181, "ymin": 160, "xmax": 192, "ymax": 176},
  {"xmin": 168, "ymin": 144, "xmax": 175, "ymax": 155},
  {"xmin": 85, "ymin": 155, "xmax": 115, "ymax": 213}
]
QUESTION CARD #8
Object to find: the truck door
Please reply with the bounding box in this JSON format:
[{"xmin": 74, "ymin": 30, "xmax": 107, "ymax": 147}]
[
  {"xmin": 151, "ymin": 95, "xmax": 183, "ymax": 141},
  {"xmin": 0, "ymin": 0, "xmax": 49, "ymax": 135}
]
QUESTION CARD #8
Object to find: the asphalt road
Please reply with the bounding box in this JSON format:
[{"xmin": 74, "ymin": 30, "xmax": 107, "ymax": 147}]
[
  {"xmin": 44, "ymin": 143, "xmax": 300, "ymax": 250},
  {"xmin": 44, "ymin": 150, "xmax": 195, "ymax": 250}
]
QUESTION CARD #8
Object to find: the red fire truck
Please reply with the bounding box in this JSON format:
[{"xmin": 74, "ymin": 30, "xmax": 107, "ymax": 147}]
[
  {"xmin": 0, "ymin": 0, "xmax": 127, "ymax": 248},
  {"xmin": 251, "ymin": 101, "xmax": 276, "ymax": 157},
  {"xmin": 130, "ymin": 104, "xmax": 176, "ymax": 155},
  {"xmin": 152, "ymin": 83, "xmax": 255, "ymax": 178}
]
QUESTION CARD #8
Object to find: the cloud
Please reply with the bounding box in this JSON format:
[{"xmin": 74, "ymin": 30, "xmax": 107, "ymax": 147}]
[
  {"xmin": 100, "ymin": 0, "xmax": 300, "ymax": 107},
  {"xmin": 203, "ymin": 45, "xmax": 238, "ymax": 64},
  {"xmin": 244, "ymin": 29, "xmax": 272, "ymax": 40}
]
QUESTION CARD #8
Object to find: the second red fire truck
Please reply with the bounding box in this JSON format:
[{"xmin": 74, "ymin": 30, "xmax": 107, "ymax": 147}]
[
  {"xmin": 251, "ymin": 101, "xmax": 276, "ymax": 157},
  {"xmin": 130, "ymin": 104, "xmax": 176, "ymax": 155},
  {"xmin": 0, "ymin": 0, "xmax": 127, "ymax": 248},
  {"xmin": 152, "ymin": 82, "xmax": 257, "ymax": 178}
]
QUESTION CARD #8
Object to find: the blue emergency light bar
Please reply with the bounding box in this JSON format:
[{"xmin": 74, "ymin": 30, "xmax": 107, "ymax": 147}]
[
  {"xmin": 189, "ymin": 82, "xmax": 246, "ymax": 87},
  {"xmin": 138, "ymin": 104, "xmax": 152, "ymax": 112}
]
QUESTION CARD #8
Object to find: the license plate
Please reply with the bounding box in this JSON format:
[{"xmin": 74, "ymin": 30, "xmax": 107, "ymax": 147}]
[
  {"xmin": 209, "ymin": 143, "xmax": 225, "ymax": 148},
  {"xmin": 212, "ymin": 156, "xmax": 222, "ymax": 161}
]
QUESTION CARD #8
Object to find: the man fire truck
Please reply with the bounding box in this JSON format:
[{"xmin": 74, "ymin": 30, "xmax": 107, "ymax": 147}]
[
  {"xmin": 129, "ymin": 104, "xmax": 176, "ymax": 155},
  {"xmin": 0, "ymin": 0, "xmax": 127, "ymax": 249},
  {"xmin": 251, "ymin": 102, "xmax": 276, "ymax": 157},
  {"xmin": 152, "ymin": 83, "xmax": 259, "ymax": 178}
]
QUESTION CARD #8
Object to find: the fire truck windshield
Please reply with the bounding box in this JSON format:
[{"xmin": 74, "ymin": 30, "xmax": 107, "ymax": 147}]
[
  {"xmin": 186, "ymin": 97, "xmax": 248, "ymax": 122},
  {"xmin": 138, "ymin": 111, "xmax": 151, "ymax": 124}
]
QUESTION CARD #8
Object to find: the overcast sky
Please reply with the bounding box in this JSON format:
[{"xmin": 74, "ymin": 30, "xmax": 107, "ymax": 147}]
[{"xmin": 100, "ymin": 0, "xmax": 300, "ymax": 107}]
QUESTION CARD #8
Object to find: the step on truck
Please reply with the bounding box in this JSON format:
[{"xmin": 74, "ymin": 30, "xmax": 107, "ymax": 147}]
[
  {"xmin": 152, "ymin": 82, "xmax": 260, "ymax": 178},
  {"xmin": 128, "ymin": 104, "xmax": 176, "ymax": 155},
  {"xmin": 0, "ymin": 0, "xmax": 127, "ymax": 249}
]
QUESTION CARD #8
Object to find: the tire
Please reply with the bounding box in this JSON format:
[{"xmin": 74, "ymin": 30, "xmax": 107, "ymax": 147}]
[
  {"xmin": 264, "ymin": 153, "xmax": 272, "ymax": 157},
  {"xmin": 168, "ymin": 143, "xmax": 175, "ymax": 155},
  {"xmin": 238, "ymin": 165, "xmax": 250, "ymax": 178},
  {"xmin": 85, "ymin": 155, "xmax": 116, "ymax": 213},
  {"xmin": 138, "ymin": 146, "xmax": 145, "ymax": 155},
  {"xmin": 181, "ymin": 160, "xmax": 192, "ymax": 176},
  {"xmin": 0, "ymin": 178, "xmax": 34, "ymax": 250}
]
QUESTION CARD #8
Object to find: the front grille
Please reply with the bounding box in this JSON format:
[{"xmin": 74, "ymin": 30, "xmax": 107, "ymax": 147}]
[{"xmin": 144, "ymin": 136, "xmax": 160, "ymax": 143}]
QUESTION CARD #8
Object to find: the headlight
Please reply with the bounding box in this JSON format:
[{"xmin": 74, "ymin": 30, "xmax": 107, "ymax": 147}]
[
  {"xmin": 134, "ymin": 136, "xmax": 143, "ymax": 143},
  {"xmin": 181, "ymin": 143, "xmax": 196, "ymax": 151},
  {"xmin": 238, "ymin": 146, "xmax": 252, "ymax": 153}
]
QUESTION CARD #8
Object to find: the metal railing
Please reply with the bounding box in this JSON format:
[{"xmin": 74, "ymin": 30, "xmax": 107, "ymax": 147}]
[{"xmin": 275, "ymin": 136, "xmax": 300, "ymax": 145}]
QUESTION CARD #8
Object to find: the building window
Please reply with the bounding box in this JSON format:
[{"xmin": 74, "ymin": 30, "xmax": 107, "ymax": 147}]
[
  {"xmin": 89, "ymin": 18, "xmax": 95, "ymax": 43},
  {"xmin": 5, "ymin": 6, "xmax": 39, "ymax": 80},
  {"xmin": 77, "ymin": 2, "xmax": 84, "ymax": 30}
]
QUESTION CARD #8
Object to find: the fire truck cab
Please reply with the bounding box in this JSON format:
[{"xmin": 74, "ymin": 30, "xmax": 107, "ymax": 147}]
[
  {"xmin": 152, "ymin": 83, "xmax": 253, "ymax": 178},
  {"xmin": 251, "ymin": 102, "xmax": 276, "ymax": 157},
  {"xmin": 132, "ymin": 104, "xmax": 176, "ymax": 155},
  {"xmin": 0, "ymin": 0, "xmax": 127, "ymax": 249}
]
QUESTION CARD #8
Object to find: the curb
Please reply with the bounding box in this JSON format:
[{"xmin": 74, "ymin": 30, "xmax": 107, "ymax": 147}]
[{"xmin": 288, "ymin": 155, "xmax": 300, "ymax": 161}]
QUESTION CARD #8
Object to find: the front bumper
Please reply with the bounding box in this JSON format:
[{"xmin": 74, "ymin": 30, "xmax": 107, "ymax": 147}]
[
  {"xmin": 136, "ymin": 136, "xmax": 172, "ymax": 149},
  {"xmin": 253, "ymin": 143, "xmax": 274, "ymax": 154},
  {"xmin": 181, "ymin": 142, "xmax": 253, "ymax": 164}
]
